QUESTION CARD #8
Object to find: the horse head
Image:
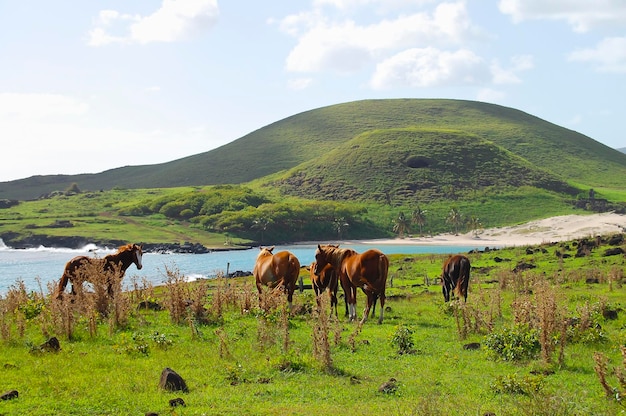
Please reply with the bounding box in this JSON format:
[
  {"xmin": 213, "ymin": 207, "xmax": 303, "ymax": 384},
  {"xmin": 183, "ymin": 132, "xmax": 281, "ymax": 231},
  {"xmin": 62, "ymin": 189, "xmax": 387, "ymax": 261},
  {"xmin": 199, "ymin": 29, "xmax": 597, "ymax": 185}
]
[
  {"xmin": 257, "ymin": 245, "xmax": 275, "ymax": 259},
  {"xmin": 132, "ymin": 243, "xmax": 143, "ymax": 270},
  {"xmin": 313, "ymin": 244, "xmax": 340, "ymax": 275}
]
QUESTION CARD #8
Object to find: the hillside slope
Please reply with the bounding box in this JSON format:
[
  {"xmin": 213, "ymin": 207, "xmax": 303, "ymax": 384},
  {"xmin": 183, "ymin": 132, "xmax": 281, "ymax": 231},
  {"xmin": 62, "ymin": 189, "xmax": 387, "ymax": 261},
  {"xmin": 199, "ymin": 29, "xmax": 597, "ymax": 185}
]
[
  {"xmin": 270, "ymin": 128, "xmax": 579, "ymax": 203},
  {"xmin": 1, "ymin": 99, "xmax": 625, "ymax": 200}
]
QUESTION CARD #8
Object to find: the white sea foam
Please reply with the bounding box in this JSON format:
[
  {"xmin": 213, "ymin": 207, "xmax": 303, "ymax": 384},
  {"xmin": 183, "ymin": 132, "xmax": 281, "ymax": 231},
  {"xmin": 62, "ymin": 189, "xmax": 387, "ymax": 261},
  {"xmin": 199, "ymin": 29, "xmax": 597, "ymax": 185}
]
[{"xmin": 0, "ymin": 239, "xmax": 113, "ymax": 254}]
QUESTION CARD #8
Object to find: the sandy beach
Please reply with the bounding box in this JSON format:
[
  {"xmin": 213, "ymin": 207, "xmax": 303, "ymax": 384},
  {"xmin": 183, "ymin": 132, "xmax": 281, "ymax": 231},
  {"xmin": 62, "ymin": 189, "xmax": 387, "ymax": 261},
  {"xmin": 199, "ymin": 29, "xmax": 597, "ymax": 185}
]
[{"xmin": 347, "ymin": 212, "xmax": 626, "ymax": 248}]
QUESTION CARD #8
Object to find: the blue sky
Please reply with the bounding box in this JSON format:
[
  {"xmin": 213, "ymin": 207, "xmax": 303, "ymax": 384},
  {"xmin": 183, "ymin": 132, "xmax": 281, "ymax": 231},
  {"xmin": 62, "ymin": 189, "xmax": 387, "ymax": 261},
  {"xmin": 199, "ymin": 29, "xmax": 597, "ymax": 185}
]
[{"xmin": 1, "ymin": 0, "xmax": 625, "ymax": 182}]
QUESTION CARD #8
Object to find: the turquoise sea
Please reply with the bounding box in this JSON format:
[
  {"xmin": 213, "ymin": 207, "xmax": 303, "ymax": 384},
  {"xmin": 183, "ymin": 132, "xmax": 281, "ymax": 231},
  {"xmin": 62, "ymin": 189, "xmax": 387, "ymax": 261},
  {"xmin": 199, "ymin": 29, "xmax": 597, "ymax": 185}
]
[{"xmin": 0, "ymin": 239, "xmax": 488, "ymax": 294}]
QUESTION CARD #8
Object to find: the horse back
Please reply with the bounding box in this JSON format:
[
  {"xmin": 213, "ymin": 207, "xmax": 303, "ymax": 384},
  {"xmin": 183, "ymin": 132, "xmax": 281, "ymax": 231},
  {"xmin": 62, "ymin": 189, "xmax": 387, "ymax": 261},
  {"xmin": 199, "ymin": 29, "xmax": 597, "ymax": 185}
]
[
  {"xmin": 443, "ymin": 254, "xmax": 470, "ymax": 298},
  {"xmin": 254, "ymin": 250, "xmax": 300, "ymax": 286},
  {"xmin": 63, "ymin": 255, "xmax": 91, "ymax": 276},
  {"xmin": 444, "ymin": 255, "xmax": 470, "ymax": 277},
  {"xmin": 344, "ymin": 249, "xmax": 388, "ymax": 290},
  {"xmin": 273, "ymin": 251, "xmax": 300, "ymax": 282}
]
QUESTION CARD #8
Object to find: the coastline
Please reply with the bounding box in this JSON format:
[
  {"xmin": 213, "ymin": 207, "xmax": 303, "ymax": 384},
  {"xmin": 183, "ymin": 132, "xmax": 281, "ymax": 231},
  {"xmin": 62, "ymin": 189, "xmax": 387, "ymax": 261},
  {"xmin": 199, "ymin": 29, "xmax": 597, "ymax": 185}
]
[{"xmin": 340, "ymin": 212, "xmax": 626, "ymax": 248}]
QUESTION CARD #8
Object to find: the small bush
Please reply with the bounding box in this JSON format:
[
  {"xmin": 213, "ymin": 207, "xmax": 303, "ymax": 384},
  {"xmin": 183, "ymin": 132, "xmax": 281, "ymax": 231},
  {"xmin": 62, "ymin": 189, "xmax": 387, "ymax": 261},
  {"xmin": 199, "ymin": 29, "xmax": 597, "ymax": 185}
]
[
  {"xmin": 490, "ymin": 373, "xmax": 544, "ymax": 395},
  {"xmin": 390, "ymin": 324, "xmax": 416, "ymax": 355},
  {"xmin": 484, "ymin": 324, "xmax": 540, "ymax": 361}
]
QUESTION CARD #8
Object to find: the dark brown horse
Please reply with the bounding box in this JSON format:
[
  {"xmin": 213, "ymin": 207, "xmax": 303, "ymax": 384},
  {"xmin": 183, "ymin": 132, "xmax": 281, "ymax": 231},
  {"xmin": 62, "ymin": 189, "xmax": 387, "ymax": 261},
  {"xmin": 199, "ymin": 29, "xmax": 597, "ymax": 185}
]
[
  {"xmin": 308, "ymin": 261, "xmax": 340, "ymax": 317},
  {"xmin": 441, "ymin": 254, "xmax": 470, "ymax": 302},
  {"xmin": 56, "ymin": 243, "xmax": 143, "ymax": 298},
  {"xmin": 314, "ymin": 244, "xmax": 389, "ymax": 324},
  {"xmin": 253, "ymin": 246, "xmax": 301, "ymax": 309}
]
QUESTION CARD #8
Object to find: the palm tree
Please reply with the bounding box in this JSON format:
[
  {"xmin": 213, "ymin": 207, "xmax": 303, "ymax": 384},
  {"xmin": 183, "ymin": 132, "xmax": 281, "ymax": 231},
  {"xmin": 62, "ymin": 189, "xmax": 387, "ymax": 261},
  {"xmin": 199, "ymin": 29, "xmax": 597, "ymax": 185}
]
[
  {"xmin": 446, "ymin": 207, "xmax": 463, "ymax": 235},
  {"xmin": 411, "ymin": 206, "xmax": 427, "ymax": 236},
  {"xmin": 467, "ymin": 215, "xmax": 483, "ymax": 237},
  {"xmin": 333, "ymin": 217, "xmax": 349, "ymax": 239},
  {"xmin": 392, "ymin": 211, "xmax": 411, "ymax": 238},
  {"xmin": 252, "ymin": 216, "xmax": 272, "ymax": 243}
]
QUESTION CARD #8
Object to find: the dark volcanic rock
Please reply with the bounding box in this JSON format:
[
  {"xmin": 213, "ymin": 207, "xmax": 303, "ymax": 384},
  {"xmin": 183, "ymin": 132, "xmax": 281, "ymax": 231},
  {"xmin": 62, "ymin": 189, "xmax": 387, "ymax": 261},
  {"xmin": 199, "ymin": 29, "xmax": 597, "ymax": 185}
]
[
  {"xmin": 159, "ymin": 368, "xmax": 188, "ymax": 393},
  {"xmin": 40, "ymin": 337, "xmax": 61, "ymax": 352},
  {"xmin": 1, "ymin": 390, "xmax": 18, "ymax": 400}
]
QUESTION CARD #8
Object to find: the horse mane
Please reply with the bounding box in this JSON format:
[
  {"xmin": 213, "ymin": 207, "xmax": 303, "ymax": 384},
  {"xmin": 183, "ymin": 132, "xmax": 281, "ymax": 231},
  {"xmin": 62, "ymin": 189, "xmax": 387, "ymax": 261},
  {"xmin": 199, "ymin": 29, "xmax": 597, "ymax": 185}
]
[
  {"xmin": 257, "ymin": 246, "xmax": 275, "ymax": 258},
  {"xmin": 320, "ymin": 245, "xmax": 356, "ymax": 267}
]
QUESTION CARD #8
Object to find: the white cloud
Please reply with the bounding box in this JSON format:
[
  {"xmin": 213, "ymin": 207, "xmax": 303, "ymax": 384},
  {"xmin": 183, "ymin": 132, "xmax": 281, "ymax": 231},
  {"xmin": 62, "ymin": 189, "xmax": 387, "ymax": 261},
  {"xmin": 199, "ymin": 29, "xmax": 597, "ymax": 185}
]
[
  {"xmin": 313, "ymin": 0, "xmax": 436, "ymax": 12},
  {"xmin": 288, "ymin": 78, "xmax": 314, "ymax": 90},
  {"xmin": 498, "ymin": 0, "xmax": 626, "ymax": 33},
  {"xmin": 0, "ymin": 92, "xmax": 209, "ymax": 181},
  {"xmin": 87, "ymin": 0, "xmax": 219, "ymax": 46},
  {"xmin": 370, "ymin": 48, "xmax": 533, "ymax": 90},
  {"xmin": 476, "ymin": 88, "xmax": 506, "ymax": 103},
  {"xmin": 0, "ymin": 93, "xmax": 88, "ymax": 120},
  {"xmin": 491, "ymin": 54, "xmax": 534, "ymax": 84},
  {"xmin": 282, "ymin": 1, "xmax": 479, "ymax": 74},
  {"xmin": 568, "ymin": 37, "xmax": 626, "ymax": 72},
  {"xmin": 370, "ymin": 47, "xmax": 489, "ymax": 89}
]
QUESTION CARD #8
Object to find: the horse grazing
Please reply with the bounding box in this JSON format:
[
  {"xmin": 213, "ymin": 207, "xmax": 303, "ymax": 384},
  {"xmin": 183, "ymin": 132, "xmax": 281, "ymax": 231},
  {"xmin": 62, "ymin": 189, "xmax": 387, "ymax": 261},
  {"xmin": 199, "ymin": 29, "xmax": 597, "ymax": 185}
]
[
  {"xmin": 308, "ymin": 261, "xmax": 340, "ymax": 317},
  {"xmin": 314, "ymin": 244, "xmax": 389, "ymax": 324},
  {"xmin": 253, "ymin": 246, "xmax": 301, "ymax": 309},
  {"xmin": 441, "ymin": 254, "xmax": 471, "ymax": 302},
  {"xmin": 56, "ymin": 243, "xmax": 143, "ymax": 298}
]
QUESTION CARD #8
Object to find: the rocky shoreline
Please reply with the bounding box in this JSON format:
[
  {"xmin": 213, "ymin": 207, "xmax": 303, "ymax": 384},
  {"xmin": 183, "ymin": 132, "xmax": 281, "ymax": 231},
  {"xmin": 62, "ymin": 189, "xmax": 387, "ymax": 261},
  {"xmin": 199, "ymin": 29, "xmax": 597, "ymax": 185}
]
[{"xmin": 0, "ymin": 233, "xmax": 251, "ymax": 254}]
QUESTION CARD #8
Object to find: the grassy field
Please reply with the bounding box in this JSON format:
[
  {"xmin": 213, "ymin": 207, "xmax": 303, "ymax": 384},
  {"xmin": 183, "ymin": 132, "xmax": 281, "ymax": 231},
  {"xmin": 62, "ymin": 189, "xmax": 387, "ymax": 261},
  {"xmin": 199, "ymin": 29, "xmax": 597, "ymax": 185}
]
[{"xmin": 1, "ymin": 234, "xmax": 626, "ymax": 415}]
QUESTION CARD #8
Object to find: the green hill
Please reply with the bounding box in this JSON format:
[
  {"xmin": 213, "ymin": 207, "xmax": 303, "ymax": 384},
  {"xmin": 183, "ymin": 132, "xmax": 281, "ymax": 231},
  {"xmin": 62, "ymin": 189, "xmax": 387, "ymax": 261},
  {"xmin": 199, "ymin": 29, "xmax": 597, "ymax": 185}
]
[
  {"xmin": 269, "ymin": 128, "xmax": 578, "ymax": 203},
  {"xmin": 2, "ymin": 99, "xmax": 625, "ymax": 201}
]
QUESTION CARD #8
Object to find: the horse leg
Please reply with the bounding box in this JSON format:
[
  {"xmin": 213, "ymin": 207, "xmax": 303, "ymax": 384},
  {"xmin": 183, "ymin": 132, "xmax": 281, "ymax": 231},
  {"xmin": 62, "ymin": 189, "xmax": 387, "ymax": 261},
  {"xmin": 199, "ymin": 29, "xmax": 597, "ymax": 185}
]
[
  {"xmin": 349, "ymin": 286, "xmax": 358, "ymax": 322},
  {"xmin": 442, "ymin": 276, "xmax": 451, "ymax": 302},
  {"xmin": 360, "ymin": 292, "xmax": 372, "ymax": 324},
  {"xmin": 313, "ymin": 283, "xmax": 322, "ymax": 310},
  {"xmin": 286, "ymin": 283, "xmax": 294, "ymax": 311},
  {"xmin": 370, "ymin": 294, "xmax": 378, "ymax": 317},
  {"xmin": 377, "ymin": 293, "xmax": 385, "ymax": 324},
  {"xmin": 255, "ymin": 280, "xmax": 265, "ymax": 310},
  {"xmin": 56, "ymin": 274, "xmax": 69, "ymax": 299},
  {"xmin": 329, "ymin": 288, "xmax": 338, "ymax": 318},
  {"xmin": 339, "ymin": 276, "xmax": 352, "ymax": 319}
]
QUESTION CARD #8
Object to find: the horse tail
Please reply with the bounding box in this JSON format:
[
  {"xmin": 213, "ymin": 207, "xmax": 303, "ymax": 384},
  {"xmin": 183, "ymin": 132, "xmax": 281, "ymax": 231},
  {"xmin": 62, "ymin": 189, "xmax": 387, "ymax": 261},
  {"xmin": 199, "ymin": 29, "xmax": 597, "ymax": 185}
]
[
  {"xmin": 289, "ymin": 254, "xmax": 301, "ymax": 284},
  {"xmin": 378, "ymin": 253, "xmax": 389, "ymax": 287},
  {"xmin": 454, "ymin": 256, "xmax": 471, "ymax": 301},
  {"xmin": 56, "ymin": 271, "xmax": 69, "ymax": 298}
]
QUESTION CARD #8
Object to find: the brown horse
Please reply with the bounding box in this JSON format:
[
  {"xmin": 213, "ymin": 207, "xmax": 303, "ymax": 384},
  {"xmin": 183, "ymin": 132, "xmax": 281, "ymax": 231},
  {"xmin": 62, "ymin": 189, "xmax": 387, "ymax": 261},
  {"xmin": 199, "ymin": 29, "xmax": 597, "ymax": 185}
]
[
  {"xmin": 314, "ymin": 244, "xmax": 389, "ymax": 324},
  {"xmin": 253, "ymin": 246, "xmax": 301, "ymax": 309},
  {"xmin": 308, "ymin": 261, "xmax": 340, "ymax": 317},
  {"xmin": 441, "ymin": 254, "xmax": 470, "ymax": 302},
  {"xmin": 56, "ymin": 243, "xmax": 143, "ymax": 298}
]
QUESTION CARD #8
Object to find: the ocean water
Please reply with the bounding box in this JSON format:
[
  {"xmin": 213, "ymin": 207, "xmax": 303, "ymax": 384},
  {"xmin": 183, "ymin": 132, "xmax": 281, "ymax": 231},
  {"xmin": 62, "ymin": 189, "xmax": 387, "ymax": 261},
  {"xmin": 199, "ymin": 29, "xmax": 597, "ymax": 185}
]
[{"xmin": 0, "ymin": 239, "xmax": 485, "ymax": 295}]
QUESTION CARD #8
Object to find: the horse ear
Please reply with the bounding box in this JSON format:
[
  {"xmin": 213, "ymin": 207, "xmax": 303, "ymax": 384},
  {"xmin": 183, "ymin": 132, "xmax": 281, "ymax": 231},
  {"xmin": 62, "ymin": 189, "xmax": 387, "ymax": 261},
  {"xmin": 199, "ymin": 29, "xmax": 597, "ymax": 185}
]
[
  {"xmin": 268, "ymin": 245, "xmax": 275, "ymax": 252},
  {"xmin": 317, "ymin": 244, "xmax": 322, "ymax": 250}
]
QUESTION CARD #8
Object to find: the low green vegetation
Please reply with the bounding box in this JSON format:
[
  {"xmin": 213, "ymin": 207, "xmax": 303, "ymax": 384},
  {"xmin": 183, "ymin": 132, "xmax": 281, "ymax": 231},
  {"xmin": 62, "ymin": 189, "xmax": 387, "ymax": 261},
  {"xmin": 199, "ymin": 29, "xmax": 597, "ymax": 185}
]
[
  {"xmin": 0, "ymin": 183, "xmax": 598, "ymax": 247},
  {"xmin": 1, "ymin": 234, "xmax": 625, "ymax": 415}
]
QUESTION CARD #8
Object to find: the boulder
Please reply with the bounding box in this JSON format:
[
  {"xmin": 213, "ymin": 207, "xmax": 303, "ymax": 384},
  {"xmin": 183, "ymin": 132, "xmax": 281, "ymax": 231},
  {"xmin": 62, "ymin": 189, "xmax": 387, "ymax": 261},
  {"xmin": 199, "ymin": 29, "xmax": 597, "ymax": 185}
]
[
  {"xmin": 159, "ymin": 368, "xmax": 188, "ymax": 393},
  {"xmin": 169, "ymin": 397, "xmax": 186, "ymax": 407},
  {"xmin": 1, "ymin": 390, "xmax": 18, "ymax": 400},
  {"xmin": 40, "ymin": 337, "xmax": 61, "ymax": 352}
]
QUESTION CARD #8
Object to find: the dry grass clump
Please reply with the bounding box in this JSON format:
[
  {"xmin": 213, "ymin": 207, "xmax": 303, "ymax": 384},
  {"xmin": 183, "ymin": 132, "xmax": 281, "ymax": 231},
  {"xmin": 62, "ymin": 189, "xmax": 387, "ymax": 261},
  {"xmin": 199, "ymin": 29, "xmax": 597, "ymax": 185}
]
[
  {"xmin": 310, "ymin": 294, "xmax": 333, "ymax": 371},
  {"xmin": 594, "ymin": 346, "xmax": 626, "ymax": 403}
]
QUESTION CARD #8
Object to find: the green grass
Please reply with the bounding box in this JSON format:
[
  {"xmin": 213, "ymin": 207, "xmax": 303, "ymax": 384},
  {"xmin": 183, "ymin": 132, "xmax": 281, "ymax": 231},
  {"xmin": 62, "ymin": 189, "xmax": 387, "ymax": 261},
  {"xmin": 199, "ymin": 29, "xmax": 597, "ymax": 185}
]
[
  {"xmin": 2, "ymin": 235, "xmax": 626, "ymax": 415},
  {"xmin": 0, "ymin": 183, "xmax": 598, "ymax": 247}
]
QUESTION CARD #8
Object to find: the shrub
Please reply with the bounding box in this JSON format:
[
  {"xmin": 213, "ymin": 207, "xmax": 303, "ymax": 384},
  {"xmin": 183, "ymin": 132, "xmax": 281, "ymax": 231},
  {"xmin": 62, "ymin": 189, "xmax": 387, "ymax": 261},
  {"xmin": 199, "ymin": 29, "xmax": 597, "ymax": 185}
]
[
  {"xmin": 484, "ymin": 324, "xmax": 540, "ymax": 361},
  {"xmin": 391, "ymin": 324, "xmax": 417, "ymax": 355},
  {"xmin": 490, "ymin": 373, "xmax": 544, "ymax": 395}
]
